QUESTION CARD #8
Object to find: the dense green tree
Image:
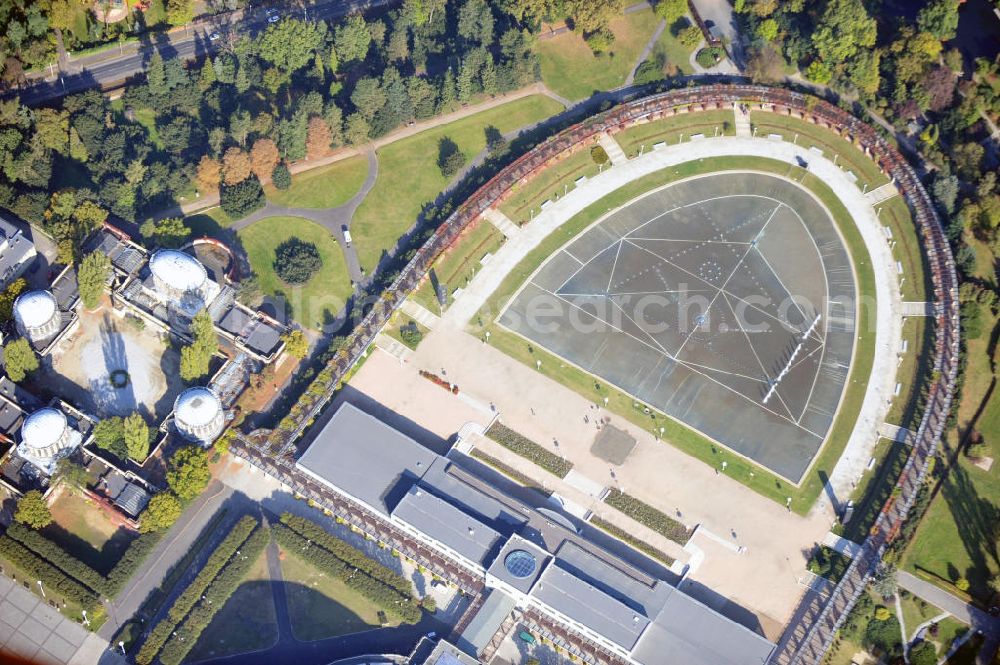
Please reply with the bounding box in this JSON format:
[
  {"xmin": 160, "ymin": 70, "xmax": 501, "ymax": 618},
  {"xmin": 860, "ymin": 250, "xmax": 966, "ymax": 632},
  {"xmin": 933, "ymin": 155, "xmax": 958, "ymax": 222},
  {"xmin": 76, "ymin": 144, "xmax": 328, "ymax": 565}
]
[
  {"xmin": 140, "ymin": 493, "xmax": 182, "ymax": 533},
  {"xmin": 258, "ymin": 18, "xmax": 327, "ymax": 75},
  {"xmin": 14, "ymin": 491, "xmax": 51, "ymax": 529},
  {"xmin": 166, "ymin": 0, "xmax": 194, "ymax": 26},
  {"xmin": 351, "ymin": 77, "xmax": 386, "ymax": 121},
  {"xmin": 220, "ymin": 176, "xmax": 265, "ymax": 219},
  {"xmin": 93, "ymin": 417, "xmax": 126, "ymax": 458},
  {"xmin": 3, "ymin": 338, "xmax": 38, "ymax": 382},
  {"xmin": 124, "ymin": 413, "xmax": 151, "ymax": 462},
  {"xmin": 140, "ymin": 217, "xmax": 191, "ymax": 249},
  {"xmin": 77, "ymin": 250, "xmax": 111, "ymax": 310},
  {"xmin": 654, "ymin": 0, "xmax": 687, "ymax": 23},
  {"xmin": 166, "ymin": 446, "xmax": 211, "ymax": 500},
  {"xmin": 281, "ymin": 329, "xmax": 309, "ymax": 359},
  {"xmin": 345, "ymin": 112, "xmax": 371, "ymax": 145},
  {"xmin": 917, "ymin": 0, "xmax": 960, "ymax": 40},
  {"xmin": 0, "ymin": 278, "xmax": 27, "ymax": 323},
  {"xmin": 335, "ymin": 14, "xmax": 372, "ymax": 64},
  {"xmin": 179, "ymin": 310, "xmax": 218, "ymax": 382},
  {"xmin": 271, "ymin": 163, "xmax": 292, "ymax": 190},
  {"xmin": 811, "ymin": 0, "xmax": 876, "ymax": 67},
  {"xmin": 458, "ymin": 0, "xmax": 495, "ymax": 45},
  {"xmin": 274, "ymin": 238, "xmax": 323, "ymax": 284}
]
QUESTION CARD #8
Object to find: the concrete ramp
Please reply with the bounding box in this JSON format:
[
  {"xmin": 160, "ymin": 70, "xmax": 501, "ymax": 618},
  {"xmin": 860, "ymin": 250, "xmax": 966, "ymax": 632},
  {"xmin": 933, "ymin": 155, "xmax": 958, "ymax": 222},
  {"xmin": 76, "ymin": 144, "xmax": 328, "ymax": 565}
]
[{"xmin": 597, "ymin": 132, "xmax": 628, "ymax": 166}]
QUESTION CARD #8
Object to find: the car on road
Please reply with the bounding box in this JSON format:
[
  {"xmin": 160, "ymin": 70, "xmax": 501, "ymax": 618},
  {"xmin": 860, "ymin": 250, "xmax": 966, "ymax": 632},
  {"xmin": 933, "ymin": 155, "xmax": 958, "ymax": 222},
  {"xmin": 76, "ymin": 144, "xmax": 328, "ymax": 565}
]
[{"xmin": 342, "ymin": 226, "xmax": 352, "ymax": 247}]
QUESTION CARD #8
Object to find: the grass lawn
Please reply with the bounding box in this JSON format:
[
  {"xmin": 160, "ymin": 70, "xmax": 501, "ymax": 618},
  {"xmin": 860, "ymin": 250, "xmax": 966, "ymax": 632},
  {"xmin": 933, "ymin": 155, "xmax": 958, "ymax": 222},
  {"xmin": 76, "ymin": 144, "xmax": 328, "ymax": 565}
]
[
  {"xmin": 411, "ymin": 220, "xmax": 505, "ymax": 311},
  {"xmin": 132, "ymin": 108, "xmax": 163, "ymax": 150},
  {"xmin": 350, "ymin": 95, "xmax": 563, "ymax": 273},
  {"xmin": 237, "ymin": 216, "xmax": 352, "ymax": 329},
  {"xmin": 383, "ymin": 313, "xmax": 430, "ymax": 351},
  {"xmin": 264, "ymin": 155, "xmax": 369, "ymax": 209},
  {"xmin": 885, "ymin": 316, "xmax": 934, "ymax": 430},
  {"xmin": 498, "ymin": 148, "xmax": 603, "ymax": 224},
  {"xmin": 614, "ymin": 109, "xmax": 737, "ymax": 157},
  {"xmin": 882, "ymin": 196, "xmax": 932, "ymax": 302},
  {"xmin": 279, "ymin": 550, "xmax": 395, "ymax": 641},
  {"xmin": 749, "ymin": 112, "xmax": 890, "ymax": 191},
  {"xmin": 185, "ymin": 548, "xmax": 277, "ymax": 662},
  {"xmin": 472, "ymin": 155, "xmax": 877, "ymax": 512},
  {"xmin": 44, "ymin": 489, "xmax": 136, "ymax": 576},
  {"xmin": 185, "ymin": 207, "xmax": 236, "ymax": 238},
  {"xmin": 646, "ymin": 18, "xmax": 696, "ymax": 76},
  {"xmin": 538, "ymin": 9, "xmax": 660, "ymax": 101},
  {"xmin": 897, "ymin": 592, "xmax": 968, "ymax": 657}
]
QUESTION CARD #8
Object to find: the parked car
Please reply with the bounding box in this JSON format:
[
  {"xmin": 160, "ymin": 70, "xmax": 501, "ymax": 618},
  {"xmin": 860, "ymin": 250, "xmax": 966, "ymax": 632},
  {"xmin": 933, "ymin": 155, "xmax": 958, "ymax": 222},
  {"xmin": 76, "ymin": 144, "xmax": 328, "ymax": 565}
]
[
  {"xmin": 209, "ymin": 32, "xmax": 220, "ymax": 41},
  {"xmin": 268, "ymin": 13, "xmax": 280, "ymax": 23}
]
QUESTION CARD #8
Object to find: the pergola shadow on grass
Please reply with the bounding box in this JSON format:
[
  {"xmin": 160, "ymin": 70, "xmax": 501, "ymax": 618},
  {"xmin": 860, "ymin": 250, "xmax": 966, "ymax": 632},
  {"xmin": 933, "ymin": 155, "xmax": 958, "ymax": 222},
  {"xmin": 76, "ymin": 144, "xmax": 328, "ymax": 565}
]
[{"xmin": 472, "ymin": 156, "xmax": 881, "ymax": 512}]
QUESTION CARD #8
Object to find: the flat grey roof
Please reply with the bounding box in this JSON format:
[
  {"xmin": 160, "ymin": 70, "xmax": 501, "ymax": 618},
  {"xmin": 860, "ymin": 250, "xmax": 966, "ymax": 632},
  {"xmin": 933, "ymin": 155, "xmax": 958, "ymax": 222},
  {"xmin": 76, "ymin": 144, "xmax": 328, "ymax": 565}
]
[
  {"xmin": 424, "ymin": 640, "xmax": 481, "ymax": 665},
  {"xmin": 456, "ymin": 589, "xmax": 517, "ymax": 657},
  {"xmin": 553, "ymin": 541, "xmax": 668, "ymax": 617},
  {"xmin": 423, "ymin": 458, "xmax": 527, "ymax": 534},
  {"xmin": 632, "ymin": 592, "xmax": 775, "ymax": 665},
  {"xmin": 532, "ymin": 562, "xmax": 650, "ymax": 651},
  {"xmin": 296, "ymin": 403, "xmax": 439, "ymax": 516},
  {"xmin": 392, "ymin": 485, "xmax": 502, "ymax": 566}
]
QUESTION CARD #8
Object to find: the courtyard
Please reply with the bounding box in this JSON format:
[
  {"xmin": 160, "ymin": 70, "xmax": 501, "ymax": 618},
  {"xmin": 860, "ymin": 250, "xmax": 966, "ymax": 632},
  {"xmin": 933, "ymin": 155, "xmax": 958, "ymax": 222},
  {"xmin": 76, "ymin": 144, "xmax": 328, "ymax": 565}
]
[{"xmin": 42, "ymin": 307, "xmax": 186, "ymax": 421}]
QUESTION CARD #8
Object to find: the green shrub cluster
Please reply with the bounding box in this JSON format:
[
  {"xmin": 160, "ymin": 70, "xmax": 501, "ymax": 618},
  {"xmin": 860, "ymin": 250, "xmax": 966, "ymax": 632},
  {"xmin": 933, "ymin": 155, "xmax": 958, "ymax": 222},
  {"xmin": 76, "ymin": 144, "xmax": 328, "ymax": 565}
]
[
  {"xmin": 604, "ymin": 489, "xmax": 692, "ymax": 545},
  {"xmin": 5, "ymin": 523, "xmax": 162, "ymax": 601},
  {"xmin": 0, "ymin": 536, "xmax": 100, "ymax": 610},
  {"xmin": 485, "ymin": 422, "xmax": 573, "ymax": 478},
  {"xmin": 589, "ymin": 516, "xmax": 675, "ymax": 566},
  {"xmin": 806, "ymin": 545, "xmax": 851, "ymax": 583},
  {"xmin": 273, "ymin": 524, "xmax": 421, "ymax": 623},
  {"xmin": 136, "ymin": 515, "xmax": 258, "ymax": 665},
  {"xmin": 280, "ymin": 513, "xmax": 412, "ymax": 595},
  {"xmin": 157, "ymin": 526, "xmax": 270, "ymax": 665},
  {"xmin": 7, "ymin": 523, "xmax": 108, "ymax": 594}
]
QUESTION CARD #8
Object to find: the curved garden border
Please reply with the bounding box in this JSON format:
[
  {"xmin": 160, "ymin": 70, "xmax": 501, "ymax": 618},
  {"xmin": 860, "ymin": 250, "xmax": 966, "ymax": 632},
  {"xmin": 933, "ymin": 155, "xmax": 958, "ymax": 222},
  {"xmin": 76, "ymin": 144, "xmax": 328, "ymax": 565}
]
[{"xmin": 236, "ymin": 84, "xmax": 959, "ymax": 665}]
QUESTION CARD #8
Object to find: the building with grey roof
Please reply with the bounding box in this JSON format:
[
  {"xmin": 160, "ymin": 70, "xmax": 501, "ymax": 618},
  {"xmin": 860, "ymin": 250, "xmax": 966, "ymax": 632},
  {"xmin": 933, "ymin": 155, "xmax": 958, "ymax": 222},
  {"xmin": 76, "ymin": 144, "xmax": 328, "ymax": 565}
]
[
  {"xmin": 0, "ymin": 215, "xmax": 36, "ymax": 292},
  {"xmin": 296, "ymin": 404, "xmax": 776, "ymax": 665},
  {"xmin": 296, "ymin": 402, "xmax": 439, "ymax": 516},
  {"xmin": 392, "ymin": 485, "xmax": 503, "ymax": 569},
  {"xmin": 456, "ymin": 590, "xmax": 518, "ymax": 658}
]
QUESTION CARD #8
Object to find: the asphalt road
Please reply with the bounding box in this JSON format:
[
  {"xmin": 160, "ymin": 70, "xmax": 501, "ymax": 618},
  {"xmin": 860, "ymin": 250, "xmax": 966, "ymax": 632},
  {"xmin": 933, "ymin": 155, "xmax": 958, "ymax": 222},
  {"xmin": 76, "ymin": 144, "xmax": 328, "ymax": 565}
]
[{"xmin": 14, "ymin": 0, "xmax": 396, "ymax": 106}]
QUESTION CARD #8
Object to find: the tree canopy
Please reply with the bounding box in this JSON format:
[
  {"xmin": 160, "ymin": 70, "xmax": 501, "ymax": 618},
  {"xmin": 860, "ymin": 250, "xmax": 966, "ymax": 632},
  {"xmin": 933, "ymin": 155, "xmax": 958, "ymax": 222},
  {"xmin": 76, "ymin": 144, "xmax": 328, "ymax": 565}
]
[
  {"xmin": 3, "ymin": 338, "xmax": 38, "ymax": 382},
  {"xmin": 140, "ymin": 492, "xmax": 182, "ymax": 533},
  {"xmin": 15, "ymin": 490, "xmax": 51, "ymax": 529},
  {"xmin": 77, "ymin": 250, "xmax": 111, "ymax": 310},
  {"xmin": 166, "ymin": 446, "xmax": 211, "ymax": 500}
]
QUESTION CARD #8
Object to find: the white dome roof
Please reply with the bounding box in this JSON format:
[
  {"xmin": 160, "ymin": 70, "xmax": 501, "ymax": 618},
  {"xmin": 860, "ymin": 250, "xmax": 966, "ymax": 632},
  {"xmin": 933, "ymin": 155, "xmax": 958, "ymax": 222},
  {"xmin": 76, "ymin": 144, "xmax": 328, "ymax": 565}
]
[
  {"xmin": 174, "ymin": 387, "xmax": 222, "ymax": 428},
  {"xmin": 21, "ymin": 408, "xmax": 67, "ymax": 450},
  {"xmin": 14, "ymin": 290, "xmax": 57, "ymax": 329},
  {"xmin": 150, "ymin": 249, "xmax": 207, "ymax": 293}
]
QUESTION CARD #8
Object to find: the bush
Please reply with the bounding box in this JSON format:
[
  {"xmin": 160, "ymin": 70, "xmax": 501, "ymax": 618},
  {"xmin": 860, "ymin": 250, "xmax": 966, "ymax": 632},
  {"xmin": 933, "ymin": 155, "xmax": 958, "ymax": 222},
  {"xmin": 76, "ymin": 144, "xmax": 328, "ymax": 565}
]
[
  {"xmin": 956, "ymin": 577, "xmax": 970, "ymax": 591},
  {"xmin": 220, "ymin": 175, "xmax": 265, "ymax": 219},
  {"xmin": 399, "ymin": 321, "xmax": 423, "ymax": 349},
  {"xmin": 274, "ymin": 237, "xmax": 323, "ymax": 285},
  {"xmin": 909, "ymin": 641, "xmax": 937, "ymax": 665},
  {"xmin": 966, "ymin": 442, "xmax": 989, "ymax": 459},
  {"xmin": 437, "ymin": 137, "xmax": 465, "ymax": 178},
  {"xmin": 874, "ymin": 606, "xmax": 892, "ymax": 621},
  {"xmin": 604, "ymin": 489, "xmax": 692, "ymax": 545},
  {"xmin": 271, "ymin": 163, "xmax": 291, "ymax": 190},
  {"xmin": 158, "ymin": 526, "xmax": 269, "ymax": 665},
  {"xmin": 485, "ymin": 422, "xmax": 573, "ymax": 477},
  {"xmin": 590, "ymin": 516, "xmax": 675, "ymax": 566},
  {"xmin": 584, "ymin": 27, "xmax": 614, "ymax": 54},
  {"xmin": 273, "ymin": 524, "xmax": 421, "ymax": 623},
  {"xmin": 280, "ymin": 514, "xmax": 413, "ymax": 595},
  {"xmin": 590, "ymin": 145, "xmax": 609, "ymax": 165},
  {"xmin": 6, "ymin": 522, "xmax": 107, "ymax": 594},
  {"xmin": 678, "ymin": 25, "xmax": 703, "ymax": 49},
  {"xmin": 695, "ymin": 47, "xmax": 725, "ymax": 69},
  {"xmin": 0, "ymin": 536, "xmax": 100, "ymax": 610},
  {"xmin": 807, "ymin": 545, "xmax": 852, "ymax": 583},
  {"xmin": 136, "ymin": 516, "xmax": 257, "ymax": 665}
]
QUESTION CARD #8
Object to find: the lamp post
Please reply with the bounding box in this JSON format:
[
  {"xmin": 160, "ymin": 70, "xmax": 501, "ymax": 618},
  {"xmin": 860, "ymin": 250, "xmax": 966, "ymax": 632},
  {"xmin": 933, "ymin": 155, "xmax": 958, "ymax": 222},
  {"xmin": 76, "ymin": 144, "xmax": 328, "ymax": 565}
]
[
  {"xmin": 82, "ymin": 610, "xmax": 90, "ymax": 627},
  {"xmin": 37, "ymin": 580, "xmax": 44, "ymax": 598}
]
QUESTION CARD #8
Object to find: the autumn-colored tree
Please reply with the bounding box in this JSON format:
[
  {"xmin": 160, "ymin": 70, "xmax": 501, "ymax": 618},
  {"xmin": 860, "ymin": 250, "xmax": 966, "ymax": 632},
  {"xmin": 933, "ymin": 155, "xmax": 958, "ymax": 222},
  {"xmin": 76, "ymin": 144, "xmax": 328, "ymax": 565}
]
[
  {"xmin": 196, "ymin": 155, "xmax": 222, "ymax": 192},
  {"xmin": 250, "ymin": 138, "xmax": 281, "ymax": 180},
  {"xmin": 222, "ymin": 147, "xmax": 252, "ymax": 185},
  {"xmin": 306, "ymin": 116, "xmax": 332, "ymax": 160}
]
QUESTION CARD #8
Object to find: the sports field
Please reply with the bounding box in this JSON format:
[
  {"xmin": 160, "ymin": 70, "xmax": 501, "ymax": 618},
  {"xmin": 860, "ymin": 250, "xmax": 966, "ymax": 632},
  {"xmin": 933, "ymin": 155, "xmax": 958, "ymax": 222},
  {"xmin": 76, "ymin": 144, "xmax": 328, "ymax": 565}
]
[{"xmin": 498, "ymin": 172, "xmax": 857, "ymax": 481}]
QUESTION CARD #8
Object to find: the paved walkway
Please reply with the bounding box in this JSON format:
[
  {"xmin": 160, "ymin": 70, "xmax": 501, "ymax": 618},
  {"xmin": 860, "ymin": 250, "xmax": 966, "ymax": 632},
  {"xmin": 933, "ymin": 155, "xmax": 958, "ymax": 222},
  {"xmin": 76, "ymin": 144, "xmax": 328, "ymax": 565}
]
[
  {"xmin": 866, "ymin": 181, "xmax": 900, "ymax": 205},
  {"xmin": 597, "ymin": 132, "xmax": 628, "ymax": 166},
  {"xmin": 901, "ymin": 301, "xmax": 935, "ymax": 316},
  {"xmin": 821, "ymin": 532, "xmax": 864, "ymax": 558},
  {"xmin": 399, "ymin": 299, "xmax": 440, "ymax": 329},
  {"xmin": 374, "ymin": 333, "xmax": 413, "ymax": 362},
  {"xmin": 230, "ymin": 149, "xmax": 378, "ymax": 282},
  {"xmin": 625, "ymin": 19, "xmax": 667, "ymax": 87},
  {"xmin": 733, "ymin": 103, "xmax": 752, "ymax": 138},
  {"xmin": 879, "ymin": 422, "xmax": 915, "ymax": 444},
  {"xmin": 898, "ymin": 571, "xmax": 1000, "ymax": 664},
  {"xmin": 0, "ymin": 574, "xmax": 108, "ymax": 665},
  {"xmin": 98, "ymin": 480, "xmax": 234, "ymax": 640},
  {"xmin": 482, "ymin": 208, "xmax": 520, "ymax": 238}
]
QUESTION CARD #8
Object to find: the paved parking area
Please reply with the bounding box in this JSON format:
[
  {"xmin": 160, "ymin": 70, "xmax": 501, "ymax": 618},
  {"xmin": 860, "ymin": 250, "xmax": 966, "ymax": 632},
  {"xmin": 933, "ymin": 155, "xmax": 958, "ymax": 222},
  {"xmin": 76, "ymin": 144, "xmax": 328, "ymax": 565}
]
[{"xmin": 0, "ymin": 575, "xmax": 91, "ymax": 664}]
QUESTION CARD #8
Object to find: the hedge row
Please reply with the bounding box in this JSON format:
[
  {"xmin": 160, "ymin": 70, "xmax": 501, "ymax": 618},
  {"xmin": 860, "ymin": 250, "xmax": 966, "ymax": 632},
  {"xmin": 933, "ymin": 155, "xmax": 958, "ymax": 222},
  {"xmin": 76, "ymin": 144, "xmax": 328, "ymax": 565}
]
[
  {"xmin": 485, "ymin": 422, "xmax": 573, "ymax": 478},
  {"xmin": 157, "ymin": 526, "xmax": 270, "ymax": 665},
  {"xmin": 470, "ymin": 448, "xmax": 552, "ymax": 497},
  {"xmin": 7, "ymin": 523, "xmax": 108, "ymax": 595},
  {"xmin": 0, "ymin": 536, "xmax": 100, "ymax": 610},
  {"xmin": 603, "ymin": 489, "xmax": 692, "ymax": 545},
  {"xmin": 589, "ymin": 516, "xmax": 675, "ymax": 566},
  {"xmin": 6, "ymin": 524, "xmax": 162, "ymax": 600},
  {"xmin": 136, "ymin": 515, "xmax": 258, "ymax": 665},
  {"xmin": 279, "ymin": 513, "xmax": 412, "ymax": 595},
  {"xmin": 273, "ymin": 524, "xmax": 421, "ymax": 624}
]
